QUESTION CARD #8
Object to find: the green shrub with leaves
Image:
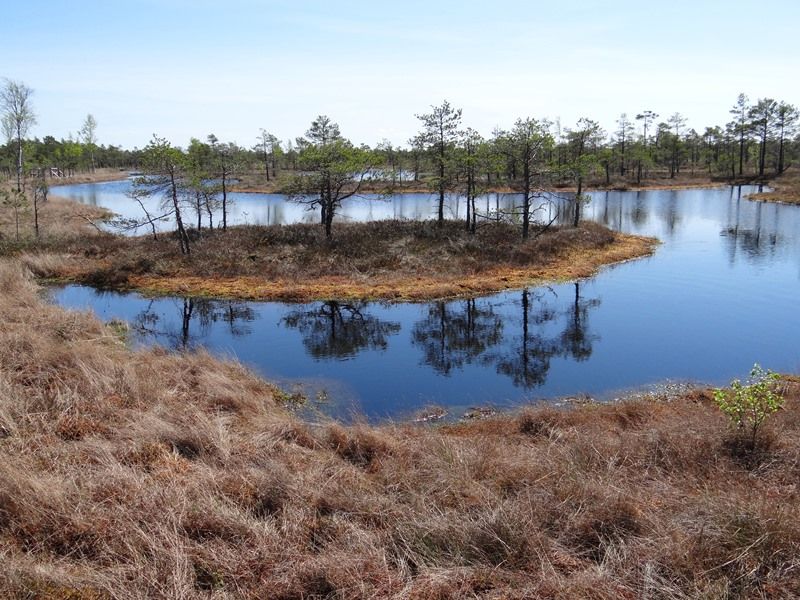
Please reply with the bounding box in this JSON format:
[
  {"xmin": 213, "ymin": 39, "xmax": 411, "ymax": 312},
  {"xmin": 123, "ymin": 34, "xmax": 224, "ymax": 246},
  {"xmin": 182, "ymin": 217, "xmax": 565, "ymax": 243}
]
[{"xmin": 713, "ymin": 364, "xmax": 783, "ymax": 450}]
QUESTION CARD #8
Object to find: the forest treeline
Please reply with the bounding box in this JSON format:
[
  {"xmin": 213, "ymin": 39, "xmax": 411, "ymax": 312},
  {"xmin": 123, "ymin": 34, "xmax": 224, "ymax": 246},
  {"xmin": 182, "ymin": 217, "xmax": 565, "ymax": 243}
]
[
  {"xmin": 2, "ymin": 76, "xmax": 799, "ymax": 245},
  {"xmin": 2, "ymin": 82, "xmax": 797, "ymax": 189}
]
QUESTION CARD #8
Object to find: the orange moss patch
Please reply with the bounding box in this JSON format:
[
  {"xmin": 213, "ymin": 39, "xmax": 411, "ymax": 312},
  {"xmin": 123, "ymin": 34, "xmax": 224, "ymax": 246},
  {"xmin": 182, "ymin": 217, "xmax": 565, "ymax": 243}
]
[{"xmin": 124, "ymin": 232, "xmax": 655, "ymax": 302}]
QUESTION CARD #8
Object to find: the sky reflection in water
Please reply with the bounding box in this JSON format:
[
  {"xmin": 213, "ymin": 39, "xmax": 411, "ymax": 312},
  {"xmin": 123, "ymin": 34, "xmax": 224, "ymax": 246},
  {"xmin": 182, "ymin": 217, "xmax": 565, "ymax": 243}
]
[{"xmin": 50, "ymin": 184, "xmax": 800, "ymax": 420}]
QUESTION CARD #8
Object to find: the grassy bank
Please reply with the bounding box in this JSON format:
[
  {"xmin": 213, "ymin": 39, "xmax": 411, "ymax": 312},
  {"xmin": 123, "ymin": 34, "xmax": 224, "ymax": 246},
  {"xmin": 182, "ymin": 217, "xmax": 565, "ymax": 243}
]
[
  {"xmin": 46, "ymin": 168, "xmax": 131, "ymax": 186},
  {"xmin": 747, "ymin": 168, "xmax": 800, "ymax": 204},
  {"xmin": 0, "ymin": 195, "xmax": 110, "ymax": 243},
  {"xmin": 19, "ymin": 220, "xmax": 656, "ymax": 302},
  {"xmin": 1, "ymin": 261, "xmax": 799, "ymax": 598}
]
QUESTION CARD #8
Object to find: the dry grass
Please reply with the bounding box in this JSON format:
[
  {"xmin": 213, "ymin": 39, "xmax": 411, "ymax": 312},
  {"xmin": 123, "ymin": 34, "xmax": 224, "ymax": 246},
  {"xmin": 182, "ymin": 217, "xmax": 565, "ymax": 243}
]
[
  {"xmin": 1, "ymin": 261, "xmax": 800, "ymax": 598},
  {"xmin": 18, "ymin": 220, "xmax": 656, "ymax": 301},
  {"xmin": 0, "ymin": 194, "xmax": 110, "ymax": 244}
]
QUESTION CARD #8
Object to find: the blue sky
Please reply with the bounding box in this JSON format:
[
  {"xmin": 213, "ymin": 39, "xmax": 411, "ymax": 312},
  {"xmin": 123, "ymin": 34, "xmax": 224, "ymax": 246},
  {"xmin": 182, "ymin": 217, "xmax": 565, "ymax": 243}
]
[{"xmin": 2, "ymin": 0, "xmax": 798, "ymax": 149}]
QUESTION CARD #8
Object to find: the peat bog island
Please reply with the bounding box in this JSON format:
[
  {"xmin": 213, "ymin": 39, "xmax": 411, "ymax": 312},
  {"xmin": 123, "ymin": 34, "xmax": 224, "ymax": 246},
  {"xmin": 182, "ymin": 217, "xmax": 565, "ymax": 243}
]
[{"xmin": 2, "ymin": 2, "xmax": 800, "ymax": 598}]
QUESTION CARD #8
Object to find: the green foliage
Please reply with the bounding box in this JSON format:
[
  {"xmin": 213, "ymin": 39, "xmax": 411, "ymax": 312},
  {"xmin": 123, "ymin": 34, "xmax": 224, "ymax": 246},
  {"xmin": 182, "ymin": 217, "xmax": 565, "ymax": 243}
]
[
  {"xmin": 281, "ymin": 117, "xmax": 374, "ymax": 238},
  {"xmin": 713, "ymin": 364, "xmax": 783, "ymax": 449}
]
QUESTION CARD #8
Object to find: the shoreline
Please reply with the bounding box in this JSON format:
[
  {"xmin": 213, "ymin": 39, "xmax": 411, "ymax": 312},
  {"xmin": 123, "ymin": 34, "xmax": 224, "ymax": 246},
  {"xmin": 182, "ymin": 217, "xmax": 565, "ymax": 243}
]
[
  {"xmin": 60, "ymin": 168, "xmax": 762, "ymax": 197},
  {"xmin": 230, "ymin": 178, "xmax": 736, "ymax": 196}
]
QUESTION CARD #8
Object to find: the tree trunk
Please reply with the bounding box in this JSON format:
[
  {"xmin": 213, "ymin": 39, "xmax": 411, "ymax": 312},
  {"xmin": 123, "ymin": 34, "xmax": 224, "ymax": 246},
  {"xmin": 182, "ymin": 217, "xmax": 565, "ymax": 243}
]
[
  {"xmin": 16, "ymin": 129, "xmax": 23, "ymax": 193},
  {"xmin": 170, "ymin": 172, "xmax": 190, "ymax": 255},
  {"xmin": 221, "ymin": 166, "xmax": 228, "ymax": 231},
  {"xmin": 522, "ymin": 154, "xmax": 531, "ymax": 240},
  {"xmin": 33, "ymin": 197, "xmax": 39, "ymax": 238},
  {"xmin": 206, "ymin": 198, "xmax": 214, "ymax": 231},
  {"xmin": 195, "ymin": 192, "xmax": 202, "ymax": 230},
  {"xmin": 437, "ymin": 144, "xmax": 445, "ymax": 226},
  {"xmin": 465, "ymin": 165, "xmax": 473, "ymax": 232},
  {"xmin": 573, "ymin": 178, "xmax": 582, "ymax": 228},
  {"xmin": 470, "ymin": 194, "xmax": 476, "ymax": 234},
  {"xmin": 738, "ymin": 130, "xmax": 744, "ymax": 176},
  {"xmin": 324, "ymin": 200, "xmax": 334, "ymax": 239}
]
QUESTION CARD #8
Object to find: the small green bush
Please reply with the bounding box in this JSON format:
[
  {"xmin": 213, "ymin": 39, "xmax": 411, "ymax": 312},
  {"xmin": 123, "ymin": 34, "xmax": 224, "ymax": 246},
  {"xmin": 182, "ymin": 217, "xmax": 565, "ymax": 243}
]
[{"xmin": 713, "ymin": 364, "xmax": 783, "ymax": 450}]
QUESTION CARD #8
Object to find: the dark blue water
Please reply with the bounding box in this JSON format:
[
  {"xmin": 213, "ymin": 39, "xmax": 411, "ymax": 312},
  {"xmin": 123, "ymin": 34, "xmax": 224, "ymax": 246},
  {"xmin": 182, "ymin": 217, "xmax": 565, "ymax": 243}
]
[{"xmin": 49, "ymin": 184, "xmax": 800, "ymax": 420}]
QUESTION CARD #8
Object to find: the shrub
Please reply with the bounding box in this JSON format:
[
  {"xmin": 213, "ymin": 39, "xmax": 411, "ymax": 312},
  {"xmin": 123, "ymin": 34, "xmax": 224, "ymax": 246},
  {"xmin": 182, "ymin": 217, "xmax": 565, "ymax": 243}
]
[{"xmin": 713, "ymin": 364, "xmax": 784, "ymax": 451}]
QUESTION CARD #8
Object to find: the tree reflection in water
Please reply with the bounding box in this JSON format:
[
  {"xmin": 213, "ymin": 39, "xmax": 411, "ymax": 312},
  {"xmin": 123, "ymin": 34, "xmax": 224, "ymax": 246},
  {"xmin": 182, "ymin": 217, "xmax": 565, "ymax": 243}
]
[
  {"xmin": 721, "ymin": 187, "xmax": 779, "ymax": 263},
  {"xmin": 491, "ymin": 284, "xmax": 600, "ymax": 388},
  {"xmin": 411, "ymin": 284, "xmax": 600, "ymax": 389},
  {"xmin": 411, "ymin": 298, "xmax": 504, "ymax": 375},
  {"xmin": 130, "ymin": 285, "xmax": 600, "ymax": 391},
  {"xmin": 282, "ymin": 301, "xmax": 400, "ymax": 359},
  {"xmin": 560, "ymin": 282, "xmax": 600, "ymax": 361},
  {"xmin": 492, "ymin": 289, "xmax": 558, "ymax": 387},
  {"xmin": 133, "ymin": 297, "xmax": 255, "ymax": 349}
]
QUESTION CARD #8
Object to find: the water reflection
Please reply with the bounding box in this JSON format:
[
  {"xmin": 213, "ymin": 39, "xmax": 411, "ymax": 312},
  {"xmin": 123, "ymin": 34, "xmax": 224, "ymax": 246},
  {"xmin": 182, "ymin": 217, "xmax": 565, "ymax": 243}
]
[
  {"xmin": 411, "ymin": 299, "xmax": 504, "ymax": 375},
  {"xmin": 560, "ymin": 282, "xmax": 600, "ymax": 362},
  {"xmin": 282, "ymin": 301, "xmax": 401, "ymax": 359},
  {"xmin": 721, "ymin": 187, "xmax": 781, "ymax": 264},
  {"xmin": 490, "ymin": 289, "xmax": 560, "ymax": 388},
  {"xmin": 658, "ymin": 191, "xmax": 681, "ymax": 237},
  {"xmin": 89, "ymin": 281, "xmax": 602, "ymax": 399},
  {"xmin": 49, "ymin": 185, "xmax": 800, "ymax": 419},
  {"xmin": 133, "ymin": 298, "xmax": 256, "ymax": 349},
  {"xmin": 631, "ymin": 192, "xmax": 648, "ymax": 226},
  {"xmin": 486, "ymin": 284, "xmax": 599, "ymax": 388}
]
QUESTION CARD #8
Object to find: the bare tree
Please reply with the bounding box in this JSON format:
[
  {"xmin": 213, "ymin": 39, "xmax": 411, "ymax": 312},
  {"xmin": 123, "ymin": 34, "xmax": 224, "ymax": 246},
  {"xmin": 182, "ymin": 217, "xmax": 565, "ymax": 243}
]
[
  {"xmin": 635, "ymin": 110, "xmax": 658, "ymax": 147},
  {"xmin": 1, "ymin": 79, "xmax": 37, "ymax": 192},
  {"xmin": 667, "ymin": 113, "xmax": 687, "ymax": 178}
]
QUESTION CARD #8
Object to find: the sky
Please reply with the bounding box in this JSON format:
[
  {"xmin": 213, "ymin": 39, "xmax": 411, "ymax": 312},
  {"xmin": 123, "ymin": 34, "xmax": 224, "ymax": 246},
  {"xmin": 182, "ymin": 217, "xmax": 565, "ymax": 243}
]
[{"xmin": 1, "ymin": 0, "xmax": 799, "ymax": 150}]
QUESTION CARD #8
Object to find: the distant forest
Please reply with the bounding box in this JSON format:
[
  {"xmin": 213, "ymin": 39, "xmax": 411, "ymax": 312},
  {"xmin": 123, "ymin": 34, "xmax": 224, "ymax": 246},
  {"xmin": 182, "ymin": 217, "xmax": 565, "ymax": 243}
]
[{"xmin": 1, "ymin": 93, "xmax": 797, "ymax": 187}]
